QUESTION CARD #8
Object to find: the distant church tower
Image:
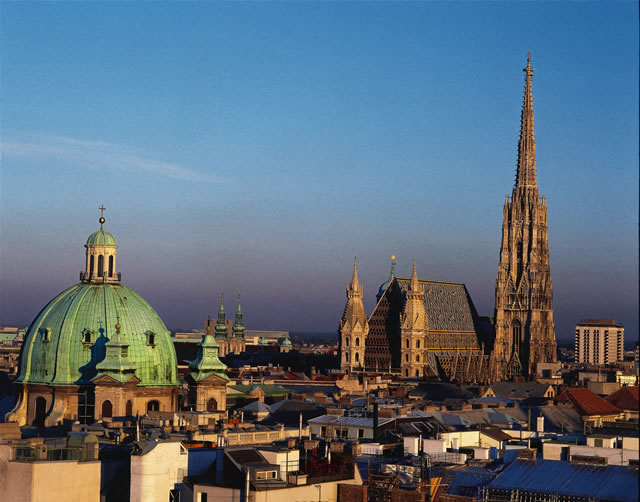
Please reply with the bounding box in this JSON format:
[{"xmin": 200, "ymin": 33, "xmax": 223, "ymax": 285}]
[
  {"xmin": 339, "ymin": 259, "xmax": 369, "ymax": 372},
  {"xmin": 493, "ymin": 54, "xmax": 557, "ymax": 379}
]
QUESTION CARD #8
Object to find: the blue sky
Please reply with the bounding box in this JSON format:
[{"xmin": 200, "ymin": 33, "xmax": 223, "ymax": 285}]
[{"xmin": 1, "ymin": 2, "xmax": 638, "ymax": 343}]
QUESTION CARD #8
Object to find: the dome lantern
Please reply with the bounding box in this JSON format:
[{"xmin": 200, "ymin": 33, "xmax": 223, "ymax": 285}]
[{"xmin": 82, "ymin": 206, "xmax": 120, "ymax": 284}]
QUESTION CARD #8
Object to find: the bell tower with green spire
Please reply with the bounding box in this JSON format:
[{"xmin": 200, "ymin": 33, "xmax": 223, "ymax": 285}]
[
  {"xmin": 493, "ymin": 54, "xmax": 557, "ymax": 380},
  {"xmin": 233, "ymin": 296, "xmax": 245, "ymax": 339},
  {"xmin": 187, "ymin": 325, "xmax": 229, "ymax": 412}
]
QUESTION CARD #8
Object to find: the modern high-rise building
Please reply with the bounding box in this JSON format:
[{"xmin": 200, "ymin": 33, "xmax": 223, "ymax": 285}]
[
  {"xmin": 575, "ymin": 319, "xmax": 624, "ymax": 365},
  {"xmin": 492, "ymin": 54, "xmax": 557, "ymax": 379}
]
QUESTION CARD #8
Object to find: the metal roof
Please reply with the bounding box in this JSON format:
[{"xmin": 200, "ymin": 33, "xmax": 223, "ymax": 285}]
[
  {"xmin": 487, "ymin": 459, "xmax": 639, "ymax": 502},
  {"xmin": 308, "ymin": 414, "xmax": 393, "ymax": 428}
]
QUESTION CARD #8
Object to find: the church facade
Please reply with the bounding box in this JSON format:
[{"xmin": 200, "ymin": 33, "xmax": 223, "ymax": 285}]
[
  {"xmin": 339, "ymin": 258, "xmax": 492, "ymax": 382},
  {"xmin": 338, "ymin": 55, "xmax": 557, "ymax": 382}
]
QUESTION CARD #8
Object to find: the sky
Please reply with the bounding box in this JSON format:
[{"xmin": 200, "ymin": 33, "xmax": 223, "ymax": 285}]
[{"xmin": 0, "ymin": 2, "xmax": 637, "ymax": 343}]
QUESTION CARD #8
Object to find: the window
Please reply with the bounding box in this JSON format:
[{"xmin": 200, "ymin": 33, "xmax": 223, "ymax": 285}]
[
  {"xmin": 101, "ymin": 400, "xmax": 113, "ymax": 418},
  {"xmin": 198, "ymin": 493, "xmax": 207, "ymax": 502},
  {"xmin": 416, "ymin": 354, "xmax": 420, "ymax": 362},
  {"xmin": 169, "ymin": 489, "xmax": 181, "ymax": 502},
  {"xmin": 417, "ymin": 340, "xmax": 421, "ymax": 349},
  {"xmin": 109, "ymin": 255, "xmax": 114, "ymax": 277},
  {"xmin": 41, "ymin": 328, "xmax": 51, "ymax": 343},
  {"xmin": 147, "ymin": 400, "xmax": 160, "ymax": 412},
  {"xmin": 346, "ymin": 338, "xmax": 350, "ymax": 347},
  {"xmin": 405, "ymin": 354, "xmax": 409, "ymax": 363},
  {"xmin": 146, "ymin": 330, "xmax": 156, "ymax": 347},
  {"xmin": 355, "ymin": 337, "xmax": 360, "ymax": 346},
  {"xmin": 98, "ymin": 255, "xmax": 104, "ymax": 277},
  {"xmin": 355, "ymin": 352, "xmax": 360, "ymax": 362},
  {"xmin": 257, "ymin": 471, "xmax": 277, "ymax": 480},
  {"xmin": 405, "ymin": 339, "xmax": 409, "ymax": 349},
  {"xmin": 82, "ymin": 329, "xmax": 93, "ymax": 344}
]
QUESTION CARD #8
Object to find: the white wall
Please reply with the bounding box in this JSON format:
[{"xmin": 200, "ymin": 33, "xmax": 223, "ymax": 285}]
[
  {"xmin": 130, "ymin": 441, "xmax": 188, "ymax": 502},
  {"xmin": 439, "ymin": 431, "xmax": 480, "ymax": 450}
]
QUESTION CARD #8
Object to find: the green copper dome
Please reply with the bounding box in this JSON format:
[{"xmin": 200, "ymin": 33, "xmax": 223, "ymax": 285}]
[
  {"xmin": 86, "ymin": 227, "xmax": 118, "ymax": 247},
  {"xmin": 16, "ymin": 282, "xmax": 179, "ymax": 387},
  {"xmin": 280, "ymin": 336, "xmax": 292, "ymax": 347}
]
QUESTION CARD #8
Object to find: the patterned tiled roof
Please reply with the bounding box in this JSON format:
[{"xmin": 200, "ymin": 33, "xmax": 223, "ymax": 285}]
[{"xmin": 396, "ymin": 279, "xmax": 477, "ymax": 331}]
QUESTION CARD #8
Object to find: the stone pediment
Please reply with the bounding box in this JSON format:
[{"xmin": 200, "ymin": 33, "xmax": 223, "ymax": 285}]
[
  {"xmin": 189, "ymin": 372, "xmax": 229, "ymax": 386},
  {"xmin": 92, "ymin": 373, "xmax": 140, "ymax": 386}
]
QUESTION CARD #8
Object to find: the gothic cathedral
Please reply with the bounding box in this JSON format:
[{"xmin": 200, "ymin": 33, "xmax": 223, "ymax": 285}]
[{"xmin": 493, "ymin": 54, "xmax": 557, "ymax": 379}]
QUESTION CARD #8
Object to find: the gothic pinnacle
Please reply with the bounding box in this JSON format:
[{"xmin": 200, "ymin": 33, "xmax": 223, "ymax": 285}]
[{"xmin": 516, "ymin": 52, "xmax": 538, "ymax": 191}]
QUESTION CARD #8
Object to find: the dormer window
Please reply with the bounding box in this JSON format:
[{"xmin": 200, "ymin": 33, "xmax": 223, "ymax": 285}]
[
  {"xmin": 145, "ymin": 330, "xmax": 156, "ymax": 347},
  {"xmin": 41, "ymin": 328, "xmax": 51, "ymax": 343},
  {"xmin": 82, "ymin": 328, "xmax": 94, "ymax": 345}
]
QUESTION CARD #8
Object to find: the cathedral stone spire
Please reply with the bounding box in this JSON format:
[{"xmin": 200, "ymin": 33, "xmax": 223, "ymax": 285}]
[
  {"xmin": 515, "ymin": 52, "xmax": 538, "ymax": 192},
  {"xmin": 493, "ymin": 55, "xmax": 556, "ymax": 380}
]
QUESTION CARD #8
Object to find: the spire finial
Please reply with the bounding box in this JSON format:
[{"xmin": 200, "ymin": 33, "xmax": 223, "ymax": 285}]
[
  {"xmin": 515, "ymin": 53, "xmax": 537, "ymax": 190},
  {"xmin": 410, "ymin": 257, "xmax": 419, "ymax": 289},
  {"xmin": 351, "ymin": 256, "xmax": 360, "ymax": 287},
  {"xmin": 98, "ymin": 205, "xmax": 106, "ymax": 228}
]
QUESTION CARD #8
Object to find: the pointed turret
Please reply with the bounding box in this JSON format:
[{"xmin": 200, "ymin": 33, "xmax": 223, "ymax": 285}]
[
  {"xmin": 233, "ymin": 295, "xmax": 245, "ymax": 338},
  {"xmin": 189, "ymin": 330, "xmax": 228, "ymax": 382},
  {"xmin": 215, "ymin": 294, "xmax": 227, "ymax": 338},
  {"xmin": 339, "ymin": 258, "xmax": 369, "ymax": 372},
  {"xmin": 348, "ymin": 257, "xmax": 362, "ymax": 297},
  {"xmin": 515, "ymin": 52, "xmax": 538, "ymax": 192}
]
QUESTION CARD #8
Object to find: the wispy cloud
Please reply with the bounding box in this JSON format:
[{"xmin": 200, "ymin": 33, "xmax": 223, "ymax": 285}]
[{"xmin": 1, "ymin": 133, "xmax": 226, "ymax": 183}]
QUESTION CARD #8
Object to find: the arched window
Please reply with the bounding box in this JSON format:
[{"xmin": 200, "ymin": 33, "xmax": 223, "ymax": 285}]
[
  {"xmin": 346, "ymin": 353, "xmax": 349, "ymax": 361},
  {"xmin": 355, "ymin": 337, "xmax": 360, "ymax": 347},
  {"xmin": 417, "ymin": 340, "xmax": 421, "ymax": 349},
  {"xmin": 33, "ymin": 397, "xmax": 47, "ymax": 427},
  {"xmin": 512, "ymin": 320, "xmax": 522, "ymax": 355},
  {"xmin": 101, "ymin": 400, "xmax": 113, "ymax": 418},
  {"xmin": 405, "ymin": 369, "xmax": 409, "ymax": 377},
  {"xmin": 206, "ymin": 398, "xmax": 217, "ymax": 411},
  {"xmin": 405, "ymin": 339, "xmax": 409, "ymax": 349},
  {"xmin": 355, "ymin": 352, "xmax": 360, "ymax": 362},
  {"xmin": 405, "ymin": 354, "xmax": 409, "ymax": 363},
  {"xmin": 147, "ymin": 400, "xmax": 160, "ymax": 412},
  {"xmin": 416, "ymin": 354, "xmax": 420, "ymax": 362},
  {"xmin": 125, "ymin": 400, "xmax": 133, "ymax": 416},
  {"xmin": 346, "ymin": 338, "xmax": 350, "ymax": 347},
  {"xmin": 89, "ymin": 255, "xmax": 95, "ymax": 277},
  {"xmin": 415, "ymin": 369, "xmax": 420, "ymax": 377},
  {"xmin": 108, "ymin": 255, "xmax": 114, "ymax": 277},
  {"xmin": 97, "ymin": 255, "xmax": 104, "ymax": 277}
]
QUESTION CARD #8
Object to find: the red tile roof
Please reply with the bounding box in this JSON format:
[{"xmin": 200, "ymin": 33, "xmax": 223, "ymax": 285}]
[
  {"xmin": 555, "ymin": 388, "xmax": 621, "ymax": 416},
  {"xmin": 606, "ymin": 386, "xmax": 639, "ymax": 411},
  {"xmin": 481, "ymin": 428, "xmax": 512, "ymax": 442}
]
